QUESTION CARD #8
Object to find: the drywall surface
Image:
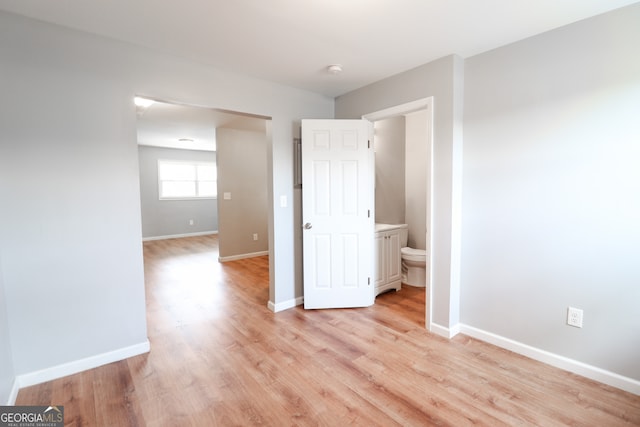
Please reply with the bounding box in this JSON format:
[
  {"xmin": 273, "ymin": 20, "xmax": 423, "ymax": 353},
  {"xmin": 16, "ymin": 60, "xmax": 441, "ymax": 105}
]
[
  {"xmin": 0, "ymin": 10, "xmax": 332, "ymax": 378},
  {"xmin": 374, "ymin": 116, "xmax": 406, "ymax": 225},
  {"xmin": 405, "ymin": 110, "xmax": 429, "ymax": 250},
  {"xmin": 0, "ymin": 253, "xmax": 15, "ymax": 404},
  {"xmin": 462, "ymin": 3, "xmax": 640, "ymax": 380},
  {"xmin": 138, "ymin": 146, "xmax": 218, "ymax": 238},
  {"xmin": 217, "ymin": 128, "xmax": 269, "ymax": 259}
]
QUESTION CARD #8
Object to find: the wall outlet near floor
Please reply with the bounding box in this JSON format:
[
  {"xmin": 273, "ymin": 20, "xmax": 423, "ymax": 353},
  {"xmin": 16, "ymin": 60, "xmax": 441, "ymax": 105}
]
[
  {"xmin": 567, "ymin": 307, "xmax": 583, "ymax": 328},
  {"xmin": 189, "ymin": 219, "xmax": 194, "ymax": 226},
  {"xmin": 253, "ymin": 233, "xmax": 258, "ymax": 241}
]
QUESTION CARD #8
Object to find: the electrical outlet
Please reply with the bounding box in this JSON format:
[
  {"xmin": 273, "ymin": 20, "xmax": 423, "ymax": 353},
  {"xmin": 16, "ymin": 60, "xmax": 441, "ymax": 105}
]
[
  {"xmin": 567, "ymin": 307, "xmax": 583, "ymax": 328},
  {"xmin": 253, "ymin": 233, "xmax": 258, "ymax": 241},
  {"xmin": 189, "ymin": 219, "xmax": 194, "ymax": 226}
]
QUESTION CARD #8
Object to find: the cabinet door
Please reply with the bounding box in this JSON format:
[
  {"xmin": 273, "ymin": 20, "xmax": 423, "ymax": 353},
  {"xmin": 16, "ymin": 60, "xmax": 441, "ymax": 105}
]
[{"xmin": 387, "ymin": 230, "xmax": 403, "ymax": 283}]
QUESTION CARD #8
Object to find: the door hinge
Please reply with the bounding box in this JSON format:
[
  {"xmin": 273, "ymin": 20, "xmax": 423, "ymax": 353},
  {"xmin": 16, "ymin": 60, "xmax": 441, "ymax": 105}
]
[
  {"xmin": 368, "ymin": 209, "xmax": 370, "ymax": 218},
  {"xmin": 368, "ymin": 140, "xmax": 371, "ymax": 149},
  {"xmin": 368, "ymin": 277, "xmax": 371, "ymax": 285}
]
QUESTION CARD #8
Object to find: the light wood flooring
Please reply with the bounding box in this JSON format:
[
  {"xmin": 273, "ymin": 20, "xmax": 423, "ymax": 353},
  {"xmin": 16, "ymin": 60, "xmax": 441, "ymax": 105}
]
[{"xmin": 17, "ymin": 235, "xmax": 640, "ymax": 426}]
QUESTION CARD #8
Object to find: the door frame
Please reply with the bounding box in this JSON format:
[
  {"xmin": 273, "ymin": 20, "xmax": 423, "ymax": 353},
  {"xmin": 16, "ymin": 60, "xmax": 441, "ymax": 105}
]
[{"xmin": 362, "ymin": 97, "xmax": 434, "ymax": 331}]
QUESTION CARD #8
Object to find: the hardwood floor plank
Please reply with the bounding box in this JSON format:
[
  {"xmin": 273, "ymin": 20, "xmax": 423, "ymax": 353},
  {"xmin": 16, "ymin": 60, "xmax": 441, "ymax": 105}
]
[
  {"xmin": 92, "ymin": 361, "xmax": 144, "ymax": 427},
  {"xmin": 55, "ymin": 370, "xmax": 97, "ymax": 427},
  {"xmin": 15, "ymin": 380, "xmax": 53, "ymax": 407},
  {"xmin": 14, "ymin": 235, "xmax": 640, "ymax": 426}
]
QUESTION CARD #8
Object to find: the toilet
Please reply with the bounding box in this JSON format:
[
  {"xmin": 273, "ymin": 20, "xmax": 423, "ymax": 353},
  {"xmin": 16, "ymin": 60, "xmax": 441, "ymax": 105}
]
[{"xmin": 398, "ymin": 227, "xmax": 427, "ymax": 287}]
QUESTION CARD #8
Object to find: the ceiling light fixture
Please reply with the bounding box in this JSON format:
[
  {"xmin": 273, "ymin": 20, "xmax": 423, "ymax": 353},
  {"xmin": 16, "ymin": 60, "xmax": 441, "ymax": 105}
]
[
  {"xmin": 327, "ymin": 64, "xmax": 343, "ymax": 75},
  {"xmin": 178, "ymin": 138, "xmax": 194, "ymax": 143},
  {"xmin": 134, "ymin": 96, "xmax": 155, "ymax": 108}
]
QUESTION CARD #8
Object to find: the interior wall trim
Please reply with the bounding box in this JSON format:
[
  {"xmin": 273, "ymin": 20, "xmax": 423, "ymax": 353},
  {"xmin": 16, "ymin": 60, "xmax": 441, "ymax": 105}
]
[
  {"xmin": 267, "ymin": 296, "xmax": 304, "ymax": 313},
  {"xmin": 6, "ymin": 378, "xmax": 19, "ymax": 406},
  {"xmin": 142, "ymin": 231, "xmax": 218, "ymax": 241},
  {"xmin": 459, "ymin": 324, "xmax": 640, "ymax": 396},
  {"xmin": 218, "ymin": 251, "xmax": 269, "ymax": 263},
  {"xmin": 430, "ymin": 322, "xmax": 461, "ymax": 339},
  {"xmin": 16, "ymin": 340, "xmax": 150, "ymax": 391}
]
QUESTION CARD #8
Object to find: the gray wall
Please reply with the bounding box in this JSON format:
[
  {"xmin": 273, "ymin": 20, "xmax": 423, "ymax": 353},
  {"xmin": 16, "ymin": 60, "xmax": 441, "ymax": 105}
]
[
  {"xmin": 374, "ymin": 116, "xmax": 406, "ymax": 225},
  {"xmin": 217, "ymin": 128, "xmax": 269, "ymax": 259},
  {"xmin": 461, "ymin": 4, "xmax": 640, "ymax": 380},
  {"xmin": 138, "ymin": 146, "xmax": 218, "ymax": 239},
  {"xmin": 336, "ymin": 55, "xmax": 464, "ymax": 330},
  {"xmin": 0, "ymin": 15, "xmax": 148, "ymax": 376},
  {"xmin": 0, "ymin": 10, "xmax": 332, "ymax": 382},
  {"xmin": 0, "ymin": 253, "xmax": 15, "ymax": 404}
]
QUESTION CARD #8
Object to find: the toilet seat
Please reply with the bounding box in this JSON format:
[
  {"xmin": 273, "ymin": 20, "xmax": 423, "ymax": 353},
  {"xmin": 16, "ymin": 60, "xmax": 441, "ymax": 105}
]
[{"xmin": 401, "ymin": 247, "xmax": 426, "ymax": 262}]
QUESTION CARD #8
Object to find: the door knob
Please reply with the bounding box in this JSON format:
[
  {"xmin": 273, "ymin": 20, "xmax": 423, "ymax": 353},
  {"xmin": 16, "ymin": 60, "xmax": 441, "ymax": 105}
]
[{"xmin": 304, "ymin": 222, "xmax": 312, "ymax": 229}]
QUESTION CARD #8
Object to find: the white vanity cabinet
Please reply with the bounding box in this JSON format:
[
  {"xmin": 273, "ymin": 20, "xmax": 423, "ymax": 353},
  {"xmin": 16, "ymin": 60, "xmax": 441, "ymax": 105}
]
[{"xmin": 374, "ymin": 224, "xmax": 404, "ymax": 296}]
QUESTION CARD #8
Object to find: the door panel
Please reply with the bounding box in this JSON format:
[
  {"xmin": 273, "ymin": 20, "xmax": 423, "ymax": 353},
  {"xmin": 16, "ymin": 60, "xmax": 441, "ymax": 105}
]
[
  {"xmin": 387, "ymin": 231, "xmax": 403, "ymax": 283},
  {"xmin": 302, "ymin": 119, "xmax": 374, "ymax": 309}
]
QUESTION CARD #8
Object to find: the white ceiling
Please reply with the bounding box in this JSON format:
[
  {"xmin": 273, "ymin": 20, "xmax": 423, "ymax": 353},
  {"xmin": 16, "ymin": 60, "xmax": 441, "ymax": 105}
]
[
  {"xmin": 136, "ymin": 100, "xmax": 267, "ymax": 152},
  {"xmin": 4, "ymin": 0, "xmax": 637, "ymax": 151},
  {"xmin": 1, "ymin": 0, "xmax": 637, "ymax": 98}
]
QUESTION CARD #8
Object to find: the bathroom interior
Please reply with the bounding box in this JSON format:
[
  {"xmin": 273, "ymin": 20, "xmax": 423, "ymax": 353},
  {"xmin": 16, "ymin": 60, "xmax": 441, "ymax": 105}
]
[{"xmin": 373, "ymin": 110, "xmax": 429, "ymax": 307}]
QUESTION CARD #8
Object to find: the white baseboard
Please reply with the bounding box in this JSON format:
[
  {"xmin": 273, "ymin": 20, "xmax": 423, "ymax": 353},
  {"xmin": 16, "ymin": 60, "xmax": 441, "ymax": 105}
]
[
  {"xmin": 142, "ymin": 231, "xmax": 218, "ymax": 241},
  {"xmin": 268, "ymin": 296, "xmax": 304, "ymax": 313},
  {"xmin": 17, "ymin": 340, "xmax": 150, "ymax": 389},
  {"xmin": 459, "ymin": 324, "xmax": 640, "ymax": 396},
  {"xmin": 6, "ymin": 378, "xmax": 19, "ymax": 405},
  {"xmin": 219, "ymin": 251, "xmax": 269, "ymax": 262},
  {"xmin": 430, "ymin": 322, "xmax": 460, "ymax": 339}
]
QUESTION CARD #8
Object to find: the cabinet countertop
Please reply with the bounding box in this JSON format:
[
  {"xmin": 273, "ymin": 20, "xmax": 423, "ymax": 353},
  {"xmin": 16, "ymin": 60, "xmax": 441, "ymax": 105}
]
[{"xmin": 375, "ymin": 223, "xmax": 408, "ymax": 233}]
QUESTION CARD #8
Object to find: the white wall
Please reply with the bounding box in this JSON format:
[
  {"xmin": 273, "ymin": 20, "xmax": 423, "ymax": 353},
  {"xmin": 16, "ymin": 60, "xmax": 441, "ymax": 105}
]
[
  {"xmin": 0, "ymin": 10, "xmax": 332, "ymax": 384},
  {"xmin": 138, "ymin": 146, "xmax": 218, "ymax": 239},
  {"xmin": 336, "ymin": 55, "xmax": 464, "ymax": 331},
  {"xmin": 461, "ymin": 3, "xmax": 640, "ymax": 382},
  {"xmin": 217, "ymin": 128, "xmax": 269, "ymax": 259}
]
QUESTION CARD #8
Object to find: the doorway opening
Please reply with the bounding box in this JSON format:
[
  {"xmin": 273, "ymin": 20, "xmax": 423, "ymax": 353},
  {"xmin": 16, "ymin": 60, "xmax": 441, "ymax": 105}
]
[
  {"xmin": 134, "ymin": 95, "xmax": 272, "ymax": 310},
  {"xmin": 363, "ymin": 97, "xmax": 434, "ymax": 331}
]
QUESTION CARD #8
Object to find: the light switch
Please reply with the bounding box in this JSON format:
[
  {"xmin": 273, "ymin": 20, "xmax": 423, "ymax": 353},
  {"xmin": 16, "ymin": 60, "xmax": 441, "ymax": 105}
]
[
  {"xmin": 223, "ymin": 192, "xmax": 231, "ymax": 200},
  {"xmin": 280, "ymin": 195, "xmax": 287, "ymax": 208}
]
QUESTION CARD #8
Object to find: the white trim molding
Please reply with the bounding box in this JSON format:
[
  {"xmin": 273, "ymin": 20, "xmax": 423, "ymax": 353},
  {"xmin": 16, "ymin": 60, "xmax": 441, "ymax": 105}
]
[
  {"xmin": 142, "ymin": 231, "xmax": 218, "ymax": 241},
  {"xmin": 17, "ymin": 340, "xmax": 150, "ymax": 390},
  {"xmin": 219, "ymin": 251, "xmax": 269, "ymax": 262},
  {"xmin": 268, "ymin": 296, "xmax": 304, "ymax": 313},
  {"xmin": 362, "ymin": 98, "xmax": 432, "ymax": 122},
  {"xmin": 459, "ymin": 324, "xmax": 640, "ymax": 396},
  {"xmin": 430, "ymin": 322, "xmax": 461, "ymax": 339},
  {"xmin": 6, "ymin": 378, "xmax": 19, "ymax": 405},
  {"xmin": 362, "ymin": 97, "xmax": 437, "ymax": 333}
]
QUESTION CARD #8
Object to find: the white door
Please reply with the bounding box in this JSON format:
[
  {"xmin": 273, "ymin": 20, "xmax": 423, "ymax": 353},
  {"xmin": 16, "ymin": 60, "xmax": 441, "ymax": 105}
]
[{"xmin": 302, "ymin": 119, "xmax": 374, "ymax": 309}]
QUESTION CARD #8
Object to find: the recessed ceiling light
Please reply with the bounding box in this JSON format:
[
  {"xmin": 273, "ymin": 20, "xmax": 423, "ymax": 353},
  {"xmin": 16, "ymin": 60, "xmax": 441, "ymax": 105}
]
[
  {"xmin": 134, "ymin": 96, "xmax": 155, "ymax": 108},
  {"xmin": 327, "ymin": 64, "xmax": 343, "ymax": 74}
]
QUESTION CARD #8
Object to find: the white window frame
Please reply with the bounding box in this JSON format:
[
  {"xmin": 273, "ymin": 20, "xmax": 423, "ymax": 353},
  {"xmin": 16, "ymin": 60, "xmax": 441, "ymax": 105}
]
[{"xmin": 157, "ymin": 159, "xmax": 217, "ymax": 200}]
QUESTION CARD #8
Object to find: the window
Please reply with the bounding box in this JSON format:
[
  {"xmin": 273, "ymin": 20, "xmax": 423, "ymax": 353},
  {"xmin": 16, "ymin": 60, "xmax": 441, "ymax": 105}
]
[{"xmin": 158, "ymin": 160, "xmax": 217, "ymax": 199}]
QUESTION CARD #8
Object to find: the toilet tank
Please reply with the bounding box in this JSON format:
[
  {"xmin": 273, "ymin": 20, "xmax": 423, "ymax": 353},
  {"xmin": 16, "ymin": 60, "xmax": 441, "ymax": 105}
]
[{"xmin": 398, "ymin": 224, "xmax": 408, "ymax": 247}]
